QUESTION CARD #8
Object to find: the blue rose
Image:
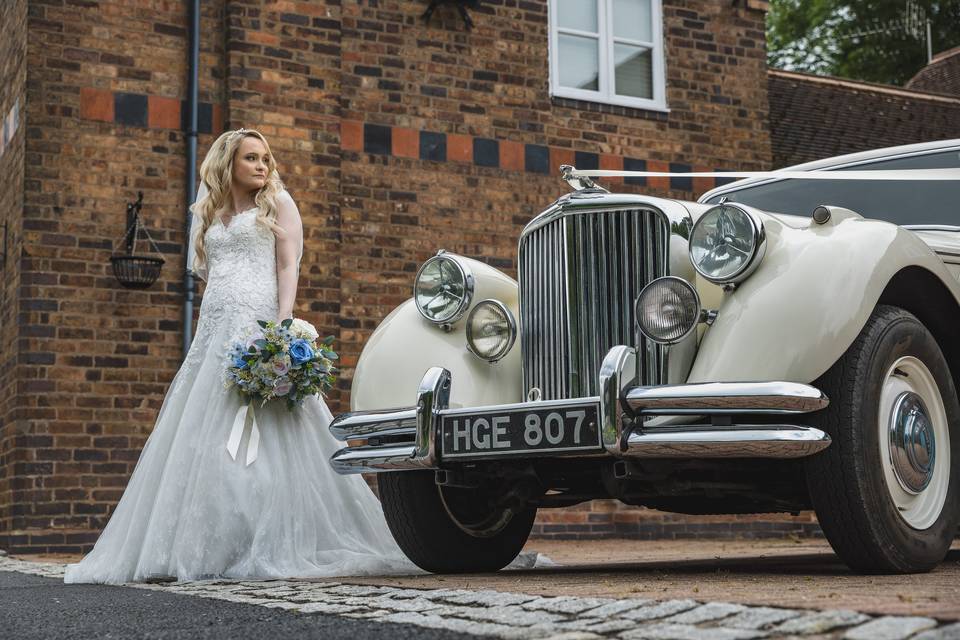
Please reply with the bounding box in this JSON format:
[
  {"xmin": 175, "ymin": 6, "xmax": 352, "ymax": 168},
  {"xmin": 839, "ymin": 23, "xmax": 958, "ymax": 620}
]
[
  {"xmin": 233, "ymin": 356, "xmax": 249, "ymax": 370},
  {"xmin": 289, "ymin": 339, "xmax": 315, "ymax": 366}
]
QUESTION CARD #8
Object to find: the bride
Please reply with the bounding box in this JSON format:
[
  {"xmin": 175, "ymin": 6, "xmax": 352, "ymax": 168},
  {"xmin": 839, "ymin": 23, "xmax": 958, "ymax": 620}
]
[{"xmin": 64, "ymin": 128, "xmax": 414, "ymax": 583}]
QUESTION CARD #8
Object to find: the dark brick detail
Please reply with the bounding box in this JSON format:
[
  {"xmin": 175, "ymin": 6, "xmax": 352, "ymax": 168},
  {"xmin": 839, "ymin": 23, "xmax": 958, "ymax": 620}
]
[
  {"xmin": 524, "ymin": 144, "xmax": 550, "ymax": 175},
  {"xmin": 473, "ymin": 138, "xmax": 499, "ymax": 168},
  {"xmin": 280, "ymin": 12, "xmax": 309, "ymax": 26},
  {"xmin": 624, "ymin": 157, "xmax": 647, "ymax": 186},
  {"xmin": 419, "ymin": 131, "xmax": 446, "ymax": 162},
  {"xmin": 113, "ymin": 92, "xmax": 147, "ymax": 127},
  {"xmin": 420, "ymin": 85, "xmax": 446, "ymax": 97},
  {"xmin": 181, "ymin": 100, "xmax": 214, "ymax": 135},
  {"xmin": 669, "ymin": 162, "xmax": 693, "ymax": 191},
  {"xmin": 363, "ymin": 123, "xmax": 391, "ymax": 155},
  {"xmin": 574, "ymin": 151, "xmax": 599, "ymax": 170}
]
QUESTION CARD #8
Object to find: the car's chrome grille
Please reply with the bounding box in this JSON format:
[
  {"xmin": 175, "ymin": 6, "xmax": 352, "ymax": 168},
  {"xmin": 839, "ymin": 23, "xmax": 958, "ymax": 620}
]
[{"xmin": 519, "ymin": 208, "xmax": 668, "ymax": 400}]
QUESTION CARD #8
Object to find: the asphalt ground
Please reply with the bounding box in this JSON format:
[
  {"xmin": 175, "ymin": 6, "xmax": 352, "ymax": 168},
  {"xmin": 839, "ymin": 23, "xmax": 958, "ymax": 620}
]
[{"xmin": 0, "ymin": 571, "xmax": 479, "ymax": 640}]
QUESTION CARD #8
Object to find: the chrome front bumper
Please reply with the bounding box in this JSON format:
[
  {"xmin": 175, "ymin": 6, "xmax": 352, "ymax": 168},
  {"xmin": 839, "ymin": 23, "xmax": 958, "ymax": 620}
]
[{"xmin": 329, "ymin": 346, "xmax": 831, "ymax": 475}]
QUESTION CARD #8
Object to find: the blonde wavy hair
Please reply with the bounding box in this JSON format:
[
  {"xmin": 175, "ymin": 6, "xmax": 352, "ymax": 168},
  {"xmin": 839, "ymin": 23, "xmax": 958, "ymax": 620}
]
[{"xmin": 190, "ymin": 128, "xmax": 285, "ymax": 275}]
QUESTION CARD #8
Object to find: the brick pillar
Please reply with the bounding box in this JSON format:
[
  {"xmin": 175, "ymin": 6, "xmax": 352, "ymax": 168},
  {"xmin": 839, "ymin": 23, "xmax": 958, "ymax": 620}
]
[{"xmin": 0, "ymin": 0, "xmax": 28, "ymax": 553}]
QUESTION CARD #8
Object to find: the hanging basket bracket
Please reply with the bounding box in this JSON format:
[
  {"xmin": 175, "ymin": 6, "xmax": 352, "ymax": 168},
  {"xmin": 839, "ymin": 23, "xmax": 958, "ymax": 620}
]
[{"xmin": 111, "ymin": 191, "xmax": 166, "ymax": 289}]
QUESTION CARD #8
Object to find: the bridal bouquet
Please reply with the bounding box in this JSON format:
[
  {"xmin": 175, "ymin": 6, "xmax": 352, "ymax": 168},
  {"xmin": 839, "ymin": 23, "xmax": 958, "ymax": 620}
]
[{"xmin": 224, "ymin": 318, "xmax": 338, "ymax": 411}]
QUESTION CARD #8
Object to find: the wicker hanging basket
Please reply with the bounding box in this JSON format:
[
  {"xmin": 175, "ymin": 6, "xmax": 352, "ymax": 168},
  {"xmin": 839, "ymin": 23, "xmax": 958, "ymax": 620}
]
[{"xmin": 110, "ymin": 192, "xmax": 165, "ymax": 289}]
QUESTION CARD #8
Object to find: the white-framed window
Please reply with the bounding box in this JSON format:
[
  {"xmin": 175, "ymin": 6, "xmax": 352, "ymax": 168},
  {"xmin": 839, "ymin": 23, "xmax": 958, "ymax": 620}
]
[{"xmin": 548, "ymin": 0, "xmax": 667, "ymax": 112}]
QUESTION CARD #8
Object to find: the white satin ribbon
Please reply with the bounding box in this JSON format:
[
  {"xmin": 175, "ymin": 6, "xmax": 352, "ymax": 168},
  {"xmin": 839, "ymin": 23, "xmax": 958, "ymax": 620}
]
[
  {"xmin": 226, "ymin": 400, "xmax": 260, "ymax": 466},
  {"xmin": 568, "ymin": 168, "xmax": 960, "ymax": 181}
]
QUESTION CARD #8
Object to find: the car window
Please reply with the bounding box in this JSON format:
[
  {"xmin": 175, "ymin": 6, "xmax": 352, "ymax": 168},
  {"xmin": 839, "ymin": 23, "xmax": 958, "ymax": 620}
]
[{"xmin": 703, "ymin": 149, "xmax": 960, "ymax": 226}]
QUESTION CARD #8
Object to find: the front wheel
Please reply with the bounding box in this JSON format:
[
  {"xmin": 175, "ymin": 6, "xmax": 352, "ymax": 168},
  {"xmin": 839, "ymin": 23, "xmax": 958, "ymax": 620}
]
[
  {"xmin": 806, "ymin": 305, "xmax": 959, "ymax": 573},
  {"xmin": 378, "ymin": 470, "xmax": 537, "ymax": 573}
]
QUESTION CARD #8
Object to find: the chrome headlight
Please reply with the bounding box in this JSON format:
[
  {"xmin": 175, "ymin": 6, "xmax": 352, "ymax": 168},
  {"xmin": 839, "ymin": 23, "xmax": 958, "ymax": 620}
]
[
  {"xmin": 689, "ymin": 204, "xmax": 765, "ymax": 285},
  {"xmin": 635, "ymin": 277, "xmax": 701, "ymax": 344},
  {"xmin": 414, "ymin": 252, "xmax": 474, "ymax": 324},
  {"xmin": 466, "ymin": 300, "xmax": 517, "ymax": 362}
]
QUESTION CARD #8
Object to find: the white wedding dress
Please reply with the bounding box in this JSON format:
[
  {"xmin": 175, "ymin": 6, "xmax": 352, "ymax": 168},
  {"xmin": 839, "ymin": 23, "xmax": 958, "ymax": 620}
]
[{"xmin": 64, "ymin": 198, "xmax": 415, "ymax": 584}]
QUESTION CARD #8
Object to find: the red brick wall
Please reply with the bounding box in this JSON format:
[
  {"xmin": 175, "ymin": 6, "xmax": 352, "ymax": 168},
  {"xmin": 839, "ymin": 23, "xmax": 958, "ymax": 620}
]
[
  {"xmin": 0, "ymin": 0, "xmax": 28, "ymax": 554},
  {"xmin": 532, "ymin": 500, "xmax": 822, "ymax": 540},
  {"xmin": 1, "ymin": 0, "xmax": 788, "ymax": 554}
]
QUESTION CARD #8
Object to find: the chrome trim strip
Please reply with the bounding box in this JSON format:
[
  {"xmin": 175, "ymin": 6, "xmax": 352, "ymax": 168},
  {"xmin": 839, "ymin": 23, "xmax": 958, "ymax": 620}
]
[
  {"xmin": 330, "ymin": 444, "xmax": 420, "ymax": 474},
  {"xmin": 625, "ymin": 381, "xmax": 829, "ymax": 415},
  {"xmin": 521, "ymin": 193, "xmax": 694, "ymax": 239},
  {"xmin": 903, "ymin": 224, "xmax": 960, "ymax": 233},
  {"xmin": 442, "ymin": 396, "xmax": 599, "ymax": 418},
  {"xmin": 623, "ymin": 425, "xmax": 831, "ymax": 458},
  {"xmin": 330, "ymin": 407, "xmax": 417, "ymax": 440},
  {"xmin": 330, "ymin": 423, "xmax": 832, "ymax": 473}
]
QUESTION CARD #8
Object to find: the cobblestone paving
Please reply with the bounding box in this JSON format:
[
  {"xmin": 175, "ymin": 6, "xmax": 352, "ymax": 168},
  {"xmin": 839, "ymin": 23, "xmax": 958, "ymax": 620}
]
[{"xmin": 2, "ymin": 557, "xmax": 955, "ymax": 640}]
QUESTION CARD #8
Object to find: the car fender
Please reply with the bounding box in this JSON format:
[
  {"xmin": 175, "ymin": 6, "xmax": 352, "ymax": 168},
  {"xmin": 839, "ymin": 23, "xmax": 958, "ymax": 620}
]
[
  {"xmin": 350, "ymin": 256, "xmax": 522, "ymax": 411},
  {"xmin": 688, "ymin": 209, "xmax": 960, "ymax": 384}
]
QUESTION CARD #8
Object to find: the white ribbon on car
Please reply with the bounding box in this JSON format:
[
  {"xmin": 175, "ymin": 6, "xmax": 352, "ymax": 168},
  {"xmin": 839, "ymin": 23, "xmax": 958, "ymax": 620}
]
[
  {"xmin": 226, "ymin": 400, "xmax": 260, "ymax": 466},
  {"xmin": 566, "ymin": 168, "xmax": 960, "ymax": 181}
]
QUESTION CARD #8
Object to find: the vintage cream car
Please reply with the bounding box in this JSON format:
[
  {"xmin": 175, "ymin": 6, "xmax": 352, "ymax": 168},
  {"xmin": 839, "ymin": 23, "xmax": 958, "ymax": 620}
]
[{"xmin": 329, "ymin": 139, "xmax": 960, "ymax": 575}]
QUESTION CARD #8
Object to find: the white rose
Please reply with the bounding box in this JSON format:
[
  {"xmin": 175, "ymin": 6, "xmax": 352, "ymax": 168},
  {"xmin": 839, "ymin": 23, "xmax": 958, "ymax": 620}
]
[{"xmin": 289, "ymin": 318, "xmax": 320, "ymax": 341}]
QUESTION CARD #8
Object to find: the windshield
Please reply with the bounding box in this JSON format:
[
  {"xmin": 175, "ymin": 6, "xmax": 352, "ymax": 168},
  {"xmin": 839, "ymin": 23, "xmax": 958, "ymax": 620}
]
[{"xmin": 703, "ymin": 148, "xmax": 960, "ymax": 226}]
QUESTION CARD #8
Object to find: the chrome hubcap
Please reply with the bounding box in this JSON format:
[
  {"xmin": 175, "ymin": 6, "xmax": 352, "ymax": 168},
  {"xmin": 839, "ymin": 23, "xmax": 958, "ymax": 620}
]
[
  {"xmin": 888, "ymin": 392, "xmax": 936, "ymax": 494},
  {"xmin": 878, "ymin": 356, "xmax": 950, "ymax": 530}
]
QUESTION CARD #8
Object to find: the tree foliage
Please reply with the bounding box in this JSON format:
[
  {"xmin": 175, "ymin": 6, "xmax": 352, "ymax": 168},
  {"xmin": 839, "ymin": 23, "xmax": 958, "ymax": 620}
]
[{"xmin": 767, "ymin": 0, "xmax": 960, "ymax": 85}]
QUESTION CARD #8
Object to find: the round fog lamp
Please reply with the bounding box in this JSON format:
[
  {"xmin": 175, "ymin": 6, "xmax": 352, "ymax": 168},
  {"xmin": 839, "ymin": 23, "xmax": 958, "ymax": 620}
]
[
  {"xmin": 414, "ymin": 254, "xmax": 474, "ymax": 324},
  {"xmin": 635, "ymin": 277, "xmax": 701, "ymax": 344},
  {"xmin": 466, "ymin": 300, "xmax": 517, "ymax": 362},
  {"xmin": 689, "ymin": 204, "xmax": 765, "ymax": 284}
]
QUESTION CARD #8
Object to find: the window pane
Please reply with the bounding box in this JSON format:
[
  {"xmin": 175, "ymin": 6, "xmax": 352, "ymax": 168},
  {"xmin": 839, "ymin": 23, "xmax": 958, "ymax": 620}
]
[
  {"xmin": 613, "ymin": 0, "xmax": 651, "ymax": 41},
  {"xmin": 704, "ymin": 150, "xmax": 960, "ymax": 226},
  {"xmin": 614, "ymin": 44, "xmax": 652, "ymax": 99},
  {"xmin": 559, "ymin": 34, "xmax": 600, "ymax": 91},
  {"xmin": 558, "ymin": 0, "xmax": 598, "ymax": 32}
]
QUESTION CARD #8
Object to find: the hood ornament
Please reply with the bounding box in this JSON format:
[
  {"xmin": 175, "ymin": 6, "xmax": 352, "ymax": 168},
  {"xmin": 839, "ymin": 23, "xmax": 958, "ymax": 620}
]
[{"xmin": 560, "ymin": 165, "xmax": 609, "ymax": 193}]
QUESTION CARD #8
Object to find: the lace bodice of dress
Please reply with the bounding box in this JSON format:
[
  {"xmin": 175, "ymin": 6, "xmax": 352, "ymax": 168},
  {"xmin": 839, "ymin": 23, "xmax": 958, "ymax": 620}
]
[{"xmin": 197, "ymin": 208, "xmax": 279, "ymax": 336}]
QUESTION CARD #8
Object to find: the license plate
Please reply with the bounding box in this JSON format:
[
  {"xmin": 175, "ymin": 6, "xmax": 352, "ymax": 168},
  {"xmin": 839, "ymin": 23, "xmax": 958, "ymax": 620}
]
[{"xmin": 440, "ymin": 402, "xmax": 601, "ymax": 459}]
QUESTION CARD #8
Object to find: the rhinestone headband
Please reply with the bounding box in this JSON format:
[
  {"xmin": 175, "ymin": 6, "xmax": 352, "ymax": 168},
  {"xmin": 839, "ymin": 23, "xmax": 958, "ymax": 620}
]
[{"xmin": 222, "ymin": 127, "xmax": 249, "ymax": 149}]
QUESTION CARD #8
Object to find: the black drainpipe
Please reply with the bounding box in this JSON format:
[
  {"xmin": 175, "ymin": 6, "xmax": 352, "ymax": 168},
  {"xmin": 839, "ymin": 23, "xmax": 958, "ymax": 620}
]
[{"xmin": 182, "ymin": 0, "xmax": 200, "ymax": 359}]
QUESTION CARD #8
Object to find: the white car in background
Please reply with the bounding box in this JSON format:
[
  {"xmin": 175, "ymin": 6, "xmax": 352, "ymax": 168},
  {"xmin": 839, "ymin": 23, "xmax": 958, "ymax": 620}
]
[{"xmin": 328, "ymin": 139, "xmax": 960, "ymax": 575}]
